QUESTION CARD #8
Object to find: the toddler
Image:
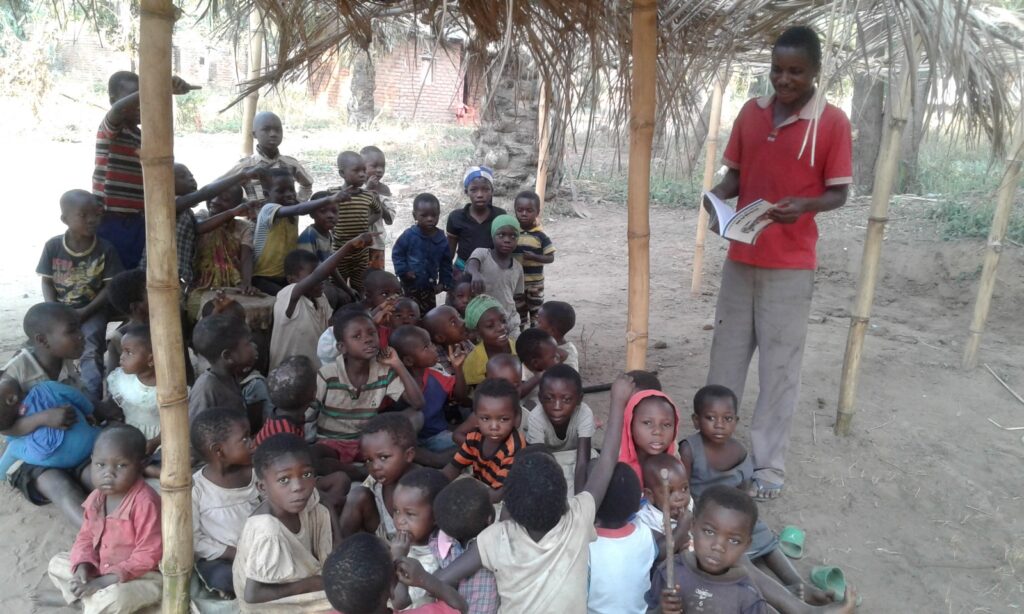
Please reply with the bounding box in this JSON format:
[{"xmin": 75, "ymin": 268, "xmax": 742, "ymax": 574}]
[
  {"xmin": 431, "ymin": 479, "xmax": 498, "ymax": 614},
  {"xmin": 232, "ymin": 433, "xmax": 333, "ymax": 612},
  {"xmin": 536, "ymin": 300, "xmax": 579, "ymax": 371},
  {"xmin": 270, "ymin": 232, "xmax": 374, "ymax": 370},
  {"xmin": 361, "ymin": 145, "xmax": 396, "ymax": 271},
  {"xmin": 323, "ymin": 533, "xmax": 467, "ymax": 614},
  {"xmin": 392, "ymin": 296, "xmax": 422, "ymax": 328},
  {"xmin": 460, "ymin": 296, "xmax": 515, "ymax": 387},
  {"xmin": 442, "ymin": 378, "xmax": 526, "ymax": 502},
  {"xmin": 315, "ymin": 308, "xmax": 424, "ymax": 466},
  {"xmin": 393, "ymin": 193, "xmax": 454, "ymax": 313},
  {"xmin": 527, "ymin": 364, "xmax": 595, "ymax": 493},
  {"xmin": 390, "ymin": 325, "xmax": 464, "ymax": 458},
  {"xmin": 191, "ymin": 408, "xmax": 260, "ymax": 598},
  {"xmin": 634, "ymin": 453, "xmax": 693, "ymax": 548},
  {"xmin": 1, "ymin": 303, "xmax": 93, "ymax": 525},
  {"xmin": 465, "ymin": 216, "xmax": 524, "ymax": 335},
  {"xmin": 445, "ymin": 165, "xmax": 506, "ymax": 272},
  {"xmin": 588, "ymin": 462, "xmax": 658, "ymax": 614},
  {"xmin": 390, "ymin": 468, "xmax": 450, "ymax": 609},
  {"xmin": 434, "ymin": 374, "xmax": 632, "ymax": 612},
  {"xmin": 422, "ymin": 305, "xmax": 475, "ymax": 377},
  {"xmin": 225, "ymin": 111, "xmax": 314, "ymax": 201},
  {"xmin": 105, "ymin": 324, "xmax": 161, "ymax": 476},
  {"xmin": 47, "ymin": 426, "xmax": 162, "ymax": 613},
  {"xmin": 37, "ymin": 189, "xmax": 123, "ymax": 400},
  {"xmin": 512, "ymin": 191, "xmax": 555, "ymax": 328},
  {"xmin": 331, "ymin": 151, "xmax": 384, "ymax": 293},
  {"xmin": 252, "ymin": 168, "xmax": 349, "ymax": 295},
  {"xmin": 340, "ymin": 413, "xmax": 420, "ymax": 540},
  {"xmin": 188, "ymin": 313, "xmax": 259, "ymax": 422}
]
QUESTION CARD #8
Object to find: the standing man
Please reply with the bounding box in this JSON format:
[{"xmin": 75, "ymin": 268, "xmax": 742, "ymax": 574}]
[
  {"xmin": 93, "ymin": 71, "xmax": 197, "ymax": 270},
  {"xmin": 705, "ymin": 26, "xmax": 852, "ymax": 501}
]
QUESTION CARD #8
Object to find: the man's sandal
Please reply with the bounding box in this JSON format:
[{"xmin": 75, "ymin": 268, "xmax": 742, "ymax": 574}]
[{"xmin": 748, "ymin": 478, "xmax": 783, "ymax": 501}]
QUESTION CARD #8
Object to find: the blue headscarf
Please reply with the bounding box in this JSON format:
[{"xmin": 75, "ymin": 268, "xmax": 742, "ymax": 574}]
[{"xmin": 463, "ymin": 165, "xmax": 495, "ymax": 190}]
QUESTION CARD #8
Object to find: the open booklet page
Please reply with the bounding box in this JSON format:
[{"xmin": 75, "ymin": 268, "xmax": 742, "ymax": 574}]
[{"xmin": 702, "ymin": 191, "xmax": 775, "ymax": 244}]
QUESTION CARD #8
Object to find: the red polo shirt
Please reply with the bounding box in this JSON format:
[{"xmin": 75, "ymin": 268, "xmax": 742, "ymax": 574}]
[{"xmin": 722, "ymin": 94, "xmax": 852, "ymax": 269}]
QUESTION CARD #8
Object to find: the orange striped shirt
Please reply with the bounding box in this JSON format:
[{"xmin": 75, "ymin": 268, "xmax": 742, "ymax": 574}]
[{"xmin": 451, "ymin": 430, "xmax": 526, "ymax": 489}]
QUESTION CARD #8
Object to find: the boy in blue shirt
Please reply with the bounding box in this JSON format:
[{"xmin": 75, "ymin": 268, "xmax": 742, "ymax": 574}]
[{"xmin": 392, "ymin": 193, "xmax": 454, "ymax": 314}]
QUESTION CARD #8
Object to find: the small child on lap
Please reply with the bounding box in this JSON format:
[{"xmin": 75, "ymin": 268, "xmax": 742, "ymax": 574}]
[
  {"xmin": 106, "ymin": 324, "xmax": 161, "ymax": 476},
  {"xmin": 47, "ymin": 426, "xmax": 163, "ymax": 613},
  {"xmin": 191, "ymin": 408, "xmax": 260, "ymax": 599},
  {"xmin": 390, "ymin": 468, "xmax": 450, "ymax": 609},
  {"xmin": 393, "ymin": 193, "xmax": 454, "ymax": 314},
  {"xmin": 232, "ymin": 434, "xmax": 333, "ymax": 612}
]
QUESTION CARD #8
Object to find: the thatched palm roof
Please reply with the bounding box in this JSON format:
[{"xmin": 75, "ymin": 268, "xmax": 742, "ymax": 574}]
[{"xmin": 215, "ymin": 0, "xmax": 1024, "ymax": 153}]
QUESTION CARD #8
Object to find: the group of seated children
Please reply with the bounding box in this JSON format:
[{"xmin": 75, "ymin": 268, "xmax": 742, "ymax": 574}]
[{"xmin": 4, "ymin": 284, "xmax": 858, "ymax": 612}]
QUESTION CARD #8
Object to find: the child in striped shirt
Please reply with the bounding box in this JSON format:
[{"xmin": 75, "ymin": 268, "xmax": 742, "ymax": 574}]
[
  {"xmin": 512, "ymin": 191, "xmax": 555, "ymax": 328},
  {"xmin": 442, "ymin": 378, "xmax": 526, "ymax": 503},
  {"xmin": 331, "ymin": 151, "xmax": 384, "ymax": 294}
]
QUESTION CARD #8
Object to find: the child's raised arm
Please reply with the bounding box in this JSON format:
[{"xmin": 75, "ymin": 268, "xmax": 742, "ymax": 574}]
[
  {"xmin": 434, "ymin": 541, "xmax": 484, "ymax": 589},
  {"xmin": 196, "ymin": 200, "xmax": 260, "ymax": 235},
  {"xmin": 277, "ymin": 188, "xmax": 354, "ymax": 219},
  {"xmin": 377, "ymin": 347, "xmax": 425, "ymax": 411},
  {"xmin": 574, "ymin": 437, "xmax": 592, "ymax": 495},
  {"xmin": 176, "ymin": 167, "xmax": 261, "ymax": 213},
  {"xmin": 582, "ymin": 374, "xmax": 634, "ymax": 508},
  {"xmin": 286, "ymin": 232, "xmax": 376, "ymax": 318}
]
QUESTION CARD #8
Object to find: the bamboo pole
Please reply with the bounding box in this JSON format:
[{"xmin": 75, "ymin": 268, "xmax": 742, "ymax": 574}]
[
  {"xmin": 625, "ymin": 0, "xmax": 657, "ymax": 371},
  {"xmin": 139, "ymin": 2, "xmax": 192, "ymax": 611},
  {"xmin": 835, "ymin": 42, "xmax": 919, "ymax": 435},
  {"xmin": 535, "ymin": 79, "xmax": 551, "ymax": 206},
  {"xmin": 690, "ymin": 73, "xmax": 726, "ymax": 295},
  {"xmin": 962, "ymin": 112, "xmax": 1024, "ymax": 369},
  {"xmin": 240, "ymin": 9, "xmax": 264, "ymax": 156}
]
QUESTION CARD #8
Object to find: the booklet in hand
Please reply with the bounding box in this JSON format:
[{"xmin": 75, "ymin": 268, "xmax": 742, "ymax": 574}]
[{"xmin": 702, "ymin": 192, "xmax": 775, "ymax": 245}]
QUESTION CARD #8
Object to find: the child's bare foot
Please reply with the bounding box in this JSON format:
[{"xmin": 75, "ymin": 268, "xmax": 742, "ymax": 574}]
[
  {"xmin": 812, "ymin": 586, "xmax": 857, "ymax": 613},
  {"xmin": 29, "ymin": 588, "xmax": 66, "ymax": 611},
  {"xmin": 797, "ymin": 581, "xmax": 836, "ymax": 605}
]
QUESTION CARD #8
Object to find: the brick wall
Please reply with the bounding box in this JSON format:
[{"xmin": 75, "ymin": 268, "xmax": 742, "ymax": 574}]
[{"xmin": 372, "ymin": 39, "xmax": 467, "ymax": 123}]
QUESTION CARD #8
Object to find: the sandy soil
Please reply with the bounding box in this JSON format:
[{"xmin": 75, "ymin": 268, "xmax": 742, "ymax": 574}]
[{"xmin": 2, "ymin": 132, "xmax": 1023, "ymax": 613}]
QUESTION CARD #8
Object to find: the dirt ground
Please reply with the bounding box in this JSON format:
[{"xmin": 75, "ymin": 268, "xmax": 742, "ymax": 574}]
[{"xmin": 2, "ymin": 131, "xmax": 1023, "ymax": 613}]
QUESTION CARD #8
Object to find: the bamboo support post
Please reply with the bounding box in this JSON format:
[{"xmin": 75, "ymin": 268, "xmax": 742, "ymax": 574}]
[
  {"xmin": 962, "ymin": 112, "xmax": 1024, "ymax": 370},
  {"xmin": 240, "ymin": 9, "xmax": 264, "ymax": 156},
  {"xmin": 625, "ymin": 0, "xmax": 657, "ymax": 370},
  {"xmin": 690, "ymin": 74, "xmax": 726, "ymax": 295},
  {"xmin": 835, "ymin": 41, "xmax": 919, "ymax": 435},
  {"xmin": 139, "ymin": 2, "xmax": 193, "ymax": 611},
  {"xmin": 535, "ymin": 79, "xmax": 551, "ymax": 207}
]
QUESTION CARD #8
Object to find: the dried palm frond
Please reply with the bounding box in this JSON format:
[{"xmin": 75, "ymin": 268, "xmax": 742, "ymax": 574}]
[{"xmin": 204, "ymin": 0, "xmax": 1024, "ymax": 154}]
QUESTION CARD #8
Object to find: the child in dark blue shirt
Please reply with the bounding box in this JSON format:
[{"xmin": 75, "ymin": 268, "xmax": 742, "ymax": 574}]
[{"xmin": 392, "ymin": 193, "xmax": 454, "ymax": 314}]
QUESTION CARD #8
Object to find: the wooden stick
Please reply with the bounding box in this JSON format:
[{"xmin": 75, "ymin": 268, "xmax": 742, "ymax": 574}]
[
  {"xmin": 835, "ymin": 37, "xmax": 920, "ymax": 436},
  {"xmin": 962, "ymin": 114, "xmax": 1024, "ymax": 369},
  {"xmin": 240, "ymin": 9, "xmax": 264, "ymax": 156},
  {"xmin": 691, "ymin": 72, "xmax": 727, "ymax": 295},
  {"xmin": 139, "ymin": 2, "xmax": 193, "ymax": 612},
  {"xmin": 625, "ymin": 0, "xmax": 657, "ymax": 371},
  {"xmin": 535, "ymin": 78, "xmax": 551, "ymax": 208},
  {"xmin": 660, "ymin": 468, "xmax": 675, "ymax": 588},
  {"xmin": 983, "ymin": 363, "xmax": 1024, "ymax": 407}
]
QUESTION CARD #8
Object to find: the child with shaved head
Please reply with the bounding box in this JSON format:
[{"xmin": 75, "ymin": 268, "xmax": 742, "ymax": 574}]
[
  {"xmin": 224, "ymin": 111, "xmax": 314, "ymax": 201},
  {"xmin": 330, "ymin": 150, "xmax": 384, "ymax": 293}
]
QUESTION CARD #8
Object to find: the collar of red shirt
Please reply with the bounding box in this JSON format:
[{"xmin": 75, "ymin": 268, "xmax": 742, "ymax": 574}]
[
  {"xmin": 596, "ymin": 523, "xmax": 637, "ymax": 539},
  {"xmin": 88, "ymin": 477, "xmax": 150, "ymax": 519},
  {"xmin": 755, "ymin": 92, "xmax": 826, "ymax": 125}
]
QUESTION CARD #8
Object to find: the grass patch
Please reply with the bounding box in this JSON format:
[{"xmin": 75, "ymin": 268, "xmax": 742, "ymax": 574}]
[{"xmin": 928, "ymin": 199, "xmax": 1024, "ymax": 244}]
